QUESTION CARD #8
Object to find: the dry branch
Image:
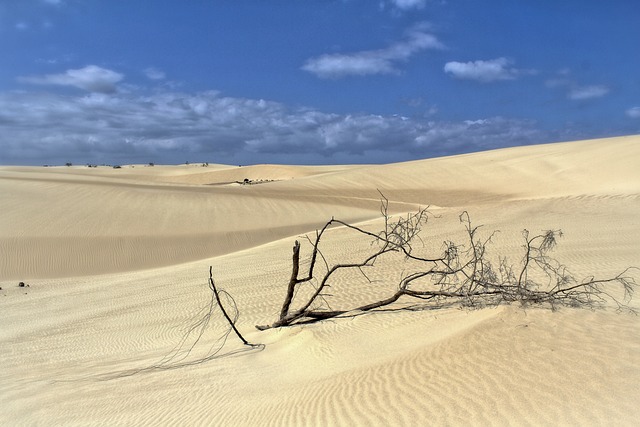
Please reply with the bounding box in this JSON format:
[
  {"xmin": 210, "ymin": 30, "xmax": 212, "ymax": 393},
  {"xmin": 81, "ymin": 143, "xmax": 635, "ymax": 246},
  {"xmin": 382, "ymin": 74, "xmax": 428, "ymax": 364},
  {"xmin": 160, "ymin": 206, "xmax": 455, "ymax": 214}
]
[
  {"xmin": 208, "ymin": 266, "xmax": 256, "ymax": 347},
  {"xmin": 254, "ymin": 199, "xmax": 637, "ymax": 330}
]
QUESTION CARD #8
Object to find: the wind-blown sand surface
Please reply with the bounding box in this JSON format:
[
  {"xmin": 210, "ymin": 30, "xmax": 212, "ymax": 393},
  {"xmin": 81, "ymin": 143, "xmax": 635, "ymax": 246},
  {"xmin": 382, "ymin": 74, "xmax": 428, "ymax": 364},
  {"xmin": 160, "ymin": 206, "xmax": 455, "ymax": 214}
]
[{"xmin": 1, "ymin": 135, "xmax": 639, "ymax": 425}]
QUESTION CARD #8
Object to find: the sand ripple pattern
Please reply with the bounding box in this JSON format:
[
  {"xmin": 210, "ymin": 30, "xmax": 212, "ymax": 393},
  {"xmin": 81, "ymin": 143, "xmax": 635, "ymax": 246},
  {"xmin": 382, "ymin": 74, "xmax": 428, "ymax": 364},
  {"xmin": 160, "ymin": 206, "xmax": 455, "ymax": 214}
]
[{"xmin": 2, "ymin": 137, "xmax": 640, "ymax": 426}]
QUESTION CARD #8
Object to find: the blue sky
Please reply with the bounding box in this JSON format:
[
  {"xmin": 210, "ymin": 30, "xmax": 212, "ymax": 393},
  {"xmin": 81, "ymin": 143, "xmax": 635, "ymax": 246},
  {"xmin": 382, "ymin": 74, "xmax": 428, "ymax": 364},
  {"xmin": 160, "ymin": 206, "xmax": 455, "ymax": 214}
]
[{"xmin": 1, "ymin": 0, "xmax": 639, "ymax": 165}]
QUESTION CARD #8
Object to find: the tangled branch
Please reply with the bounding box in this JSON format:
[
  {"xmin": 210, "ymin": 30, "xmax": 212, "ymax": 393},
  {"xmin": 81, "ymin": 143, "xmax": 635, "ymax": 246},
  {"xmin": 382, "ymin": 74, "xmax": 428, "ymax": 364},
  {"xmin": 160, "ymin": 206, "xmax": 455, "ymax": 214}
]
[{"xmin": 255, "ymin": 198, "xmax": 637, "ymax": 330}]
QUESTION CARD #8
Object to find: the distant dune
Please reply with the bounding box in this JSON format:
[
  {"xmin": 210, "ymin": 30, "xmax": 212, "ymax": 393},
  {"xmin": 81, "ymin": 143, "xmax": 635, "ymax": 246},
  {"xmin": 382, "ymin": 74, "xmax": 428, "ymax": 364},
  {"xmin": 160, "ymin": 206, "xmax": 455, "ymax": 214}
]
[{"xmin": 2, "ymin": 135, "xmax": 639, "ymax": 425}]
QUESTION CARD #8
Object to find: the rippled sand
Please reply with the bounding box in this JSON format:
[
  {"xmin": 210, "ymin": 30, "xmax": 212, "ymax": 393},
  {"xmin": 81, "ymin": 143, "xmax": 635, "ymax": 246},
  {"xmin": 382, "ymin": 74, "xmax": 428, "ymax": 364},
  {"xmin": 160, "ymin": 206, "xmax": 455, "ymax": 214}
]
[{"xmin": 2, "ymin": 135, "xmax": 639, "ymax": 425}]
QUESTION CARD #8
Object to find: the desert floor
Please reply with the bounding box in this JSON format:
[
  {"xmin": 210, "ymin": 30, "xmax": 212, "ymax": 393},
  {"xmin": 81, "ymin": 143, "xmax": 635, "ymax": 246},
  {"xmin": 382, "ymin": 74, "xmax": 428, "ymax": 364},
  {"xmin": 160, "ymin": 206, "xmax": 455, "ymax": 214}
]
[{"xmin": 2, "ymin": 135, "xmax": 639, "ymax": 426}]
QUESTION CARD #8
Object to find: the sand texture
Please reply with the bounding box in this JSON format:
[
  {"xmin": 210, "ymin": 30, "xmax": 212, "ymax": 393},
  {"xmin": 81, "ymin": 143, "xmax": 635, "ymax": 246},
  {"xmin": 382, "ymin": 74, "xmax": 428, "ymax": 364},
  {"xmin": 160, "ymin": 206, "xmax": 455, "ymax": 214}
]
[{"xmin": 2, "ymin": 135, "xmax": 639, "ymax": 426}]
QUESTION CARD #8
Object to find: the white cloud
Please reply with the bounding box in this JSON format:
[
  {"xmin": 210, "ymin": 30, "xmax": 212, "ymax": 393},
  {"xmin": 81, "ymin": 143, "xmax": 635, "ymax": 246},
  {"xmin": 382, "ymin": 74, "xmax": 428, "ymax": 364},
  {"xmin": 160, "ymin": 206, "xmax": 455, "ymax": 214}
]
[
  {"xmin": 0, "ymin": 90, "xmax": 544, "ymax": 165},
  {"xmin": 545, "ymin": 72, "xmax": 610, "ymax": 101},
  {"xmin": 444, "ymin": 58, "xmax": 523, "ymax": 83},
  {"xmin": 626, "ymin": 107, "xmax": 640, "ymax": 118},
  {"xmin": 42, "ymin": 0, "xmax": 64, "ymax": 4},
  {"xmin": 568, "ymin": 85, "xmax": 609, "ymax": 100},
  {"xmin": 144, "ymin": 67, "xmax": 166, "ymax": 80},
  {"xmin": 36, "ymin": 54, "xmax": 74, "ymax": 65},
  {"xmin": 413, "ymin": 117, "xmax": 540, "ymax": 152},
  {"xmin": 302, "ymin": 54, "xmax": 396, "ymax": 78},
  {"xmin": 389, "ymin": 0, "xmax": 427, "ymax": 10},
  {"xmin": 15, "ymin": 22, "xmax": 29, "ymax": 31},
  {"xmin": 18, "ymin": 65, "xmax": 124, "ymax": 93},
  {"xmin": 302, "ymin": 24, "xmax": 444, "ymax": 79}
]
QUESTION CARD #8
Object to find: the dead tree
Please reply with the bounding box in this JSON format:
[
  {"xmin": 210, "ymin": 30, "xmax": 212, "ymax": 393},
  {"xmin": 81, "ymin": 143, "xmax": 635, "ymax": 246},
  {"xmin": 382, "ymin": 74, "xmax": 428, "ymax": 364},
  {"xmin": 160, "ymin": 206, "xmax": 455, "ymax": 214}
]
[{"xmin": 255, "ymin": 196, "xmax": 637, "ymax": 330}]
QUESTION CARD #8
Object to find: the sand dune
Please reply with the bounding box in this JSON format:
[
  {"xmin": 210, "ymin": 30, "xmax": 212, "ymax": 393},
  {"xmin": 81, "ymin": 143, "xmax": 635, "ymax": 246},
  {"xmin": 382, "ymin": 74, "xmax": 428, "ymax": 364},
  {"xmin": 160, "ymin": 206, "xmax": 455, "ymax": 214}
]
[{"xmin": 1, "ymin": 135, "xmax": 639, "ymax": 425}]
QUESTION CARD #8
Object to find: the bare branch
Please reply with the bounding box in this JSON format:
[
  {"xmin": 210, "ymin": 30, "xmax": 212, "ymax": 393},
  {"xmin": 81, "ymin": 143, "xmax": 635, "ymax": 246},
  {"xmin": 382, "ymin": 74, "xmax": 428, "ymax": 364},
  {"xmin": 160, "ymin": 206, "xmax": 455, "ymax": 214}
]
[
  {"xmin": 209, "ymin": 266, "xmax": 257, "ymax": 347},
  {"xmin": 253, "ymin": 195, "xmax": 637, "ymax": 329}
]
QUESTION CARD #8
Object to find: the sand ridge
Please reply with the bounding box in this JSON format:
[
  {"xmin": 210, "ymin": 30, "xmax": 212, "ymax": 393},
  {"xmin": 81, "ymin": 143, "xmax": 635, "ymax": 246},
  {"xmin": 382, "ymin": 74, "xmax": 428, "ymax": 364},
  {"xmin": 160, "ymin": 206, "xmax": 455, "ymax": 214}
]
[{"xmin": 1, "ymin": 135, "xmax": 639, "ymax": 425}]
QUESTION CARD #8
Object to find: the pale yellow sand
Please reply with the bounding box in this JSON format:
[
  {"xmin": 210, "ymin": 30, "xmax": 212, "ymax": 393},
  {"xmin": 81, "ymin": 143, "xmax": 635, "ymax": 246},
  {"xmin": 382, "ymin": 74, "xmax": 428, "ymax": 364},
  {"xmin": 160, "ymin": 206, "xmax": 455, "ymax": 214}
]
[{"xmin": 1, "ymin": 135, "xmax": 639, "ymax": 425}]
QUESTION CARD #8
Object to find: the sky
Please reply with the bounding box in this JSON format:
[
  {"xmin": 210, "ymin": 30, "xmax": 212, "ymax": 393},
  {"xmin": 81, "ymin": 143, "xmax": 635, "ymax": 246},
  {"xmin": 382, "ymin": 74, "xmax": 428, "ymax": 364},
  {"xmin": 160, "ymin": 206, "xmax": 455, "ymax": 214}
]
[{"xmin": 1, "ymin": 0, "xmax": 639, "ymax": 166}]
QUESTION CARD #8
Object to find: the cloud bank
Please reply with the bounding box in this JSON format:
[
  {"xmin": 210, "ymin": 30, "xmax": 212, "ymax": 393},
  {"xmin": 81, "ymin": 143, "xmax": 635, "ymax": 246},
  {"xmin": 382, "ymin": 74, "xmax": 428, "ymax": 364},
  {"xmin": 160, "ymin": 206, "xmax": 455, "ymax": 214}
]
[
  {"xmin": 0, "ymin": 90, "xmax": 545, "ymax": 165},
  {"xmin": 18, "ymin": 65, "xmax": 124, "ymax": 93},
  {"xmin": 302, "ymin": 25, "xmax": 444, "ymax": 78}
]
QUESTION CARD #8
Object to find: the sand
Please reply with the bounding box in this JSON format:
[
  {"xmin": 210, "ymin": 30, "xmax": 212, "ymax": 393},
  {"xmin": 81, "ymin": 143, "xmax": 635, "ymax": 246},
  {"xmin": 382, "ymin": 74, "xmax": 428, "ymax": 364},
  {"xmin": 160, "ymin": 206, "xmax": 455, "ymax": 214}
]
[{"xmin": 1, "ymin": 135, "xmax": 639, "ymax": 425}]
